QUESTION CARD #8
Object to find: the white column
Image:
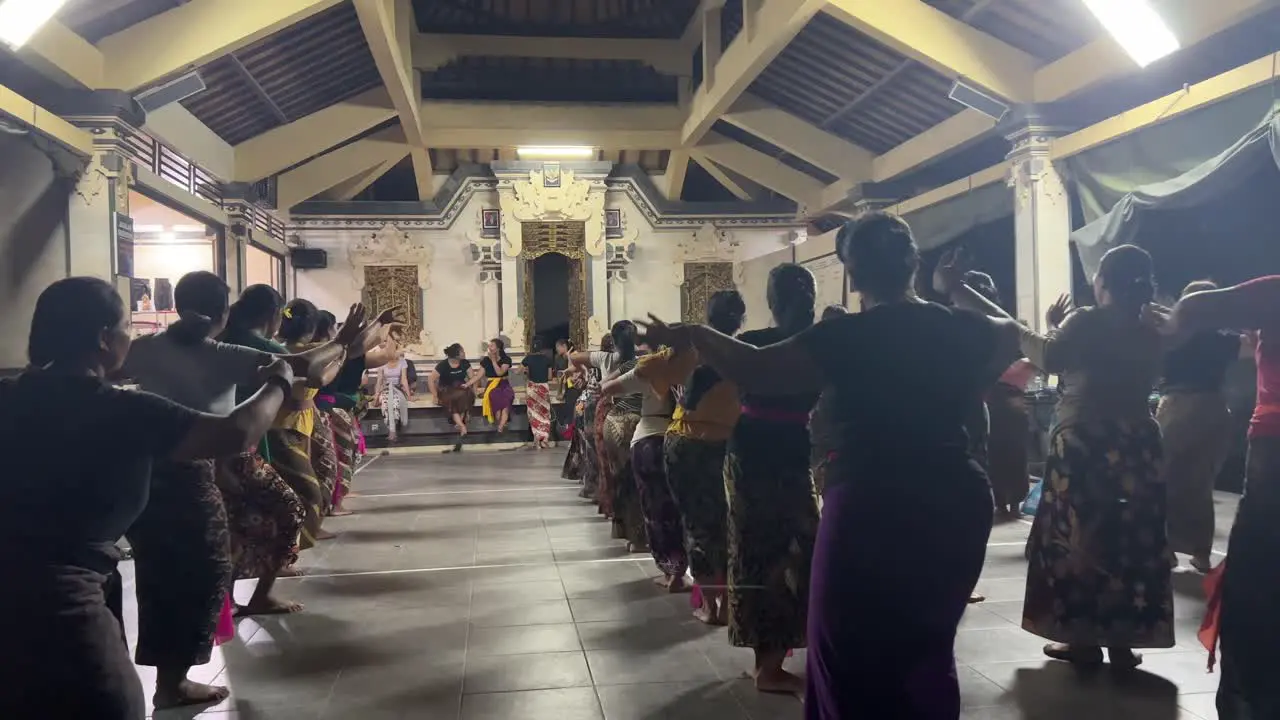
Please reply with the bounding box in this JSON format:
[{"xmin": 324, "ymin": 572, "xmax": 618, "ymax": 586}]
[
  {"xmin": 480, "ymin": 271, "xmax": 501, "ymax": 343},
  {"xmin": 499, "ymin": 253, "xmax": 522, "ymax": 350},
  {"xmin": 607, "ymin": 268, "xmax": 627, "ymax": 326},
  {"xmin": 66, "ymin": 154, "xmax": 118, "ymax": 280},
  {"xmin": 1007, "ymin": 124, "xmax": 1072, "ymax": 333}
]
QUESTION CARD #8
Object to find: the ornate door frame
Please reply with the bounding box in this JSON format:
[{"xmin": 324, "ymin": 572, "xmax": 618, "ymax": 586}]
[
  {"xmin": 680, "ymin": 261, "xmax": 736, "ymax": 324},
  {"xmin": 520, "ymin": 221, "xmax": 588, "ymax": 350}
]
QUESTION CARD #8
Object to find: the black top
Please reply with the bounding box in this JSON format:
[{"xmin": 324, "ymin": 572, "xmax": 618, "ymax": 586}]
[
  {"xmin": 435, "ymin": 358, "xmax": 471, "ymax": 387},
  {"xmin": 738, "ymin": 327, "xmax": 822, "ymax": 415},
  {"xmin": 325, "ymin": 355, "xmax": 368, "ymax": 396},
  {"xmin": 795, "ymin": 302, "xmax": 998, "ymax": 468},
  {"xmin": 522, "ymin": 353, "xmax": 553, "ymax": 383},
  {"xmin": 481, "ymin": 355, "xmax": 511, "ymax": 378},
  {"xmin": 1161, "ymin": 330, "xmax": 1240, "ymax": 393},
  {"xmin": 0, "ymin": 372, "xmax": 197, "ymax": 572}
]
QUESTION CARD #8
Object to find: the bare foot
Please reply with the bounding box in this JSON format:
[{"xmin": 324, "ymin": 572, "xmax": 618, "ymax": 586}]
[
  {"xmin": 153, "ymin": 680, "xmax": 230, "ymax": 710},
  {"xmin": 328, "ymin": 508, "xmax": 354, "ymax": 517},
  {"xmin": 626, "ymin": 541, "xmax": 649, "ymax": 554},
  {"xmin": 968, "ymin": 593, "xmax": 985, "ymax": 604},
  {"xmin": 1189, "ymin": 555, "xmax": 1213, "ymax": 573},
  {"xmin": 237, "ymin": 597, "xmax": 305, "ymax": 616},
  {"xmin": 667, "ymin": 575, "xmax": 691, "ymax": 594},
  {"xmin": 277, "ymin": 565, "xmax": 304, "ymax": 577},
  {"xmin": 316, "ymin": 529, "xmax": 338, "ymax": 540},
  {"xmin": 754, "ymin": 667, "xmax": 805, "ymax": 696},
  {"xmin": 1108, "ymin": 648, "xmax": 1144, "ymax": 670}
]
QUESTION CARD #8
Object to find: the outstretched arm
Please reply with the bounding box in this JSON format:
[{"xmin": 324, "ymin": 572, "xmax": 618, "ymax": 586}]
[
  {"xmin": 1170, "ymin": 277, "xmax": 1280, "ymax": 335},
  {"xmin": 638, "ymin": 315, "xmax": 824, "ymax": 396}
]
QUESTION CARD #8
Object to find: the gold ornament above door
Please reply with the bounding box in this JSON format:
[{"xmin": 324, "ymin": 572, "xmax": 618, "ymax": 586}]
[{"xmin": 521, "ymin": 222, "xmax": 588, "ymax": 350}]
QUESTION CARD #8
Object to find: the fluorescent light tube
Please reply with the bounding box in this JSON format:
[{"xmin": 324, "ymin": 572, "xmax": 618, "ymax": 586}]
[
  {"xmin": 1082, "ymin": 0, "xmax": 1180, "ymax": 68},
  {"xmin": 0, "ymin": 0, "xmax": 71, "ymax": 50},
  {"xmin": 516, "ymin": 146, "xmax": 596, "ymax": 160}
]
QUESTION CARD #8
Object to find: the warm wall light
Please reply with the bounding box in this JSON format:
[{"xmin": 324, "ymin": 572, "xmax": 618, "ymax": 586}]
[
  {"xmin": 1082, "ymin": 0, "xmax": 1180, "ymax": 68},
  {"xmin": 0, "ymin": 0, "xmax": 70, "ymax": 50},
  {"xmin": 516, "ymin": 146, "xmax": 596, "ymax": 160}
]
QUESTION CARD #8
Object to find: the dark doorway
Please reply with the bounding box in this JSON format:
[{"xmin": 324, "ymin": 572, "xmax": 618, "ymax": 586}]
[{"xmin": 531, "ymin": 253, "xmax": 571, "ymax": 347}]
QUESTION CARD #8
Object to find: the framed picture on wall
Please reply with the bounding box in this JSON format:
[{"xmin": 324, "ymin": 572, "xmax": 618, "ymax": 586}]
[
  {"xmin": 543, "ymin": 162, "xmax": 562, "ymax": 188},
  {"xmin": 480, "ymin": 208, "xmax": 500, "ymax": 238},
  {"xmin": 605, "ymin": 209, "xmax": 623, "ymax": 239}
]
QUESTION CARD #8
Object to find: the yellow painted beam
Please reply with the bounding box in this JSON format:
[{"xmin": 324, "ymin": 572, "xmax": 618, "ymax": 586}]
[
  {"xmin": 19, "ymin": 20, "xmax": 104, "ymax": 89},
  {"xmin": 233, "ymin": 88, "xmax": 396, "ymax": 181},
  {"xmin": 421, "ymin": 101, "xmax": 683, "ymax": 148},
  {"xmin": 682, "ymin": 0, "xmax": 826, "ymax": 145},
  {"xmin": 411, "ymin": 34, "xmax": 685, "ymax": 74},
  {"xmin": 354, "ymin": 0, "xmax": 433, "ymax": 200},
  {"xmin": 323, "ymin": 151, "xmax": 407, "ymax": 200},
  {"xmin": 887, "ymin": 163, "xmax": 1006, "ymax": 216},
  {"xmin": 690, "ymin": 150, "xmax": 755, "ymax": 200},
  {"xmin": 698, "ymin": 131, "xmax": 826, "ymax": 208},
  {"xmin": 1033, "ymin": 0, "xmax": 1273, "ymax": 103},
  {"xmin": 663, "ymin": 150, "xmax": 691, "ymax": 200},
  {"xmin": 724, "ymin": 94, "xmax": 874, "ymax": 182},
  {"xmin": 0, "ymin": 85, "xmax": 94, "ymax": 156},
  {"xmin": 96, "ymin": 0, "xmax": 345, "ymax": 91},
  {"xmin": 1051, "ymin": 51, "xmax": 1280, "ymax": 160},
  {"xmin": 277, "ymin": 127, "xmax": 408, "ymax": 209},
  {"xmin": 872, "ymin": 109, "xmax": 997, "ymax": 182},
  {"xmin": 822, "ymin": 0, "xmax": 1036, "ymax": 102}
]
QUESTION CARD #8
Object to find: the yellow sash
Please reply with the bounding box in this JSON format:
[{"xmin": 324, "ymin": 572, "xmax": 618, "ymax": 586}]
[{"xmin": 482, "ymin": 377, "xmax": 501, "ymax": 423}]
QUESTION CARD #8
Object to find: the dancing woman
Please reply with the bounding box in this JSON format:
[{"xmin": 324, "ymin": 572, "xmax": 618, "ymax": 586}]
[
  {"xmin": 1156, "ymin": 281, "xmax": 1241, "ymax": 572},
  {"xmin": 943, "ymin": 244, "xmax": 1171, "ymax": 669},
  {"xmin": 0, "ymin": 277, "xmax": 292, "ymax": 720},
  {"xmin": 431, "ymin": 343, "xmax": 474, "ymax": 453},
  {"xmin": 520, "ymin": 338, "xmax": 555, "ymax": 449},
  {"xmin": 480, "ymin": 338, "xmax": 515, "ymax": 432},
  {"xmin": 638, "ymin": 290, "xmax": 747, "ymax": 621},
  {"xmin": 640, "ymin": 214, "xmax": 1018, "ymax": 716},
  {"xmin": 809, "ymin": 304, "xmax": 847, "ymax": 497},
  {"xmin": 574, "ymin": 334, "xmax": 613, "ymax": 500},
  {"xmin": 645, "ymin": 265, "xmax": 821, "ymax": 694},
  {"xmin": 602, "ymin": 343, "xmax": 684, "ymax": 590},
  {"xmin": 1155, "ymin": 276, "xmax": 1280, "ymax": 718},
  {"xmin": 573, "ymin": 323, "xmax": 644, "ymax": 547}
]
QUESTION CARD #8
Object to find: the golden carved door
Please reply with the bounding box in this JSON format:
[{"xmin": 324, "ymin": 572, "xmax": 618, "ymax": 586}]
[
  {"xmin": 362, "ymin": 265, "xmax": 423, "ymax": 342},
  {"xmin": 681, "ymin": 262, "xmax": 736, "ymax": 323},
  {"xmin": 521, "ymin": 222, "xmax": 587, "ymax": 349}
]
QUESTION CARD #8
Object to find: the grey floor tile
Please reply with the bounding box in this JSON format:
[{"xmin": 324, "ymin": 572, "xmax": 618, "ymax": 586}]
[
  {"xmin": 472, "ymin": 580, "xmax": 567, "ymax": 606},
  {"xmin": 586, "ymin": 647, "xmax": 720, "ymax": 685},
  {"xmin": 466, "ymin": 623, "xmax": 583, "ymax": 656},
  {"xmin": 576, "ymin": 619, "xmax": 716, "ymax": 651},
  {"xmin": 462, "ymin": 651, "xmax": 593, "ymax": 694},
  {"xmin": 596, "ymin": 681, "xmax": 747, "ymax": 720},
  {"xmin": 470, "ymin": 598, "xmax": 574, "ymax": 627},
  {"xmin": 461, "ymin": 688, "xmax": 603, "ymax": 720}
]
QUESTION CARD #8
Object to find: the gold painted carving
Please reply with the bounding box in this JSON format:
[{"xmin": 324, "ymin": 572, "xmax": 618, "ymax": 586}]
[
  {"xmin": 348, "ymin": 223, "xmax": 435, "ymax": 354},
  {"xmin": 363, "ymin": 265, "xmax": 424, "ymax": 346},
  {"xmin": 681, "ymin": 262, "xmax": 736, "ymax": 324},
  {"xmin": 519, "ymin": 222, "xmax": 589, "ymax": 349},
  {"xmin": 498, "ymin": 168, "xmax": 606, "ymax": 258}
]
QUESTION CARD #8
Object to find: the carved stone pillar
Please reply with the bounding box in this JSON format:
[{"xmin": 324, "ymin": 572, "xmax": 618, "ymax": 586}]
[
  {"xmin": 605, "ymin": 240, "xmax": 635, "ymax": 328},
  {"xmin": 468, "ymin": 239, "xmax": 503, "ymax": 347},
  {"xmin": 1006, "ymin": 120, "xmax": 1072, "ymax": 332},
  {"xmin": 64, "ymin": 111, "xmax": 139, "ymax": 298}
]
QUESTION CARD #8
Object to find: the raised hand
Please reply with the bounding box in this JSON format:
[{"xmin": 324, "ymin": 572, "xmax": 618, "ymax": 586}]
[
  {"xmin": 335, "ymin": 303, "xmax": 367, "ymax": 345},
  {"xmin": 259, "ymin": 357, "xmax": 296, "ymax": 387},
  {"xmin": 1046, "ymin": 294, "xmax": 1073, "ymax": 330},
  {"xmin": 636, "ymin": 313, "xmax": 690, "ymax": 349},
  {"xmin": 375, "ymin": 305, "xmax": 402, "ymax": 326},
  {"xmin": 932, "ymin": 248, "xmax": 969, "ymax": 296},
  {"xmin": 1140, "ymin": 302, "xmax": 1176, "ymax": 336}
]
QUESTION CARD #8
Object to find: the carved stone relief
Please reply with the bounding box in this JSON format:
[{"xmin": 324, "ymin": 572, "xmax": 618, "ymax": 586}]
[
  {"xmin": 348, "ymin": 223, "xmax": 435, "ymax": 355},
  {"xmin": 497, "ymin": 168, "xmax": 607, "ymax": 258}
]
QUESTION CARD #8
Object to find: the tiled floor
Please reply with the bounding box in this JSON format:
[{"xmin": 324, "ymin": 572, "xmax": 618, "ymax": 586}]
[{"xmin": 121, "ymin": 450, "xmax": 1240, "ymax": 719}]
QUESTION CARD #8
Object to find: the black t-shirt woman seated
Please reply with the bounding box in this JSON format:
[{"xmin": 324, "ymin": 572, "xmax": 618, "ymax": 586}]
[{"xmin": 0, "ymin": 277, "xmax": 293, "ymax": 720}]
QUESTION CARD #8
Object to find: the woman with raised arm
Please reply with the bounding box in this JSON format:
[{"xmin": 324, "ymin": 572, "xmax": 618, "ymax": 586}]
[
  {"xmin": 373, "ymin": 333, "xmax": 413, "ymax": 444},
  {"xmin": 480, "ymin": 338, "xmax": 515, "ymax": 432},
  {"xmin": 519, "ymin": 337, "xmax": 556, "ymax": 449},
  {"xmin": 941, "ymin": 243, "xmax": 1171, "ymax": 670},
  {"xmin": 647, "ymin": 289, "xmax": 747, "ymax": 623},
  {"xmin": 0, "ymin": 277, "xmax": 291, "ymax": 720},
  {"xmin": 809, "ymin": 303, "xmax": 847, "ymax": 497},
  {"xmin": 1156, "ymin": 280, "xmax": 1242, "ymax": 573},
  {"xmin": 1155, "ymin": 276, "xmax": 1280, "ymax": 719},
  {"xmin": 640, "ymin": 214, "xmax": 1018, "ymax": 715},
  {"xmin": 572, "ymin": 324, "xmax": 644, "ymax": 547},
  {"xmin": 572, "ymin": 334, "xmax": 613, "ymax": 502}
]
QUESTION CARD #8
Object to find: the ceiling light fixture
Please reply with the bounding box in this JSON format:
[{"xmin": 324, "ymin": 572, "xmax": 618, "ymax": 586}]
[
  {"xmin": 0, "ymin": 0, "xmax": 71, "ymax": 50},
  {"xmin": 1082, "ymin": 0, "xmax": 1180, "ymax": 68},
  {"xmin": 516, "ymin": 146, "xmax": 596, "ymax": 160}
]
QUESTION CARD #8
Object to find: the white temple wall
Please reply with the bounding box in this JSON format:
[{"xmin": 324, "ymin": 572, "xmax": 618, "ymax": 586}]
[{"xmin": 736, "ymin": 246, "xmax": 791, "ymax": 331}]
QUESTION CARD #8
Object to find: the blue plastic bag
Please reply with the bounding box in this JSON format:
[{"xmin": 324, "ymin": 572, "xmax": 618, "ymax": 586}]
[{"xmin": 1022, "ymin": 477, "xmax": 1043, "ymax": 517}]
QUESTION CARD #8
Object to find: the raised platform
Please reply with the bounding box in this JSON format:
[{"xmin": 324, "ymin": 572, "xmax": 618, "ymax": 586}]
[{"xmin": 360, "ymin": 395, "xmax": 571, "ymax": 449}]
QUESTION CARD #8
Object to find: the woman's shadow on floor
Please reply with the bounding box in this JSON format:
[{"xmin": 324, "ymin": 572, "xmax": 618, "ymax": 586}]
[{"xmin": 1011, "ymin": 662, "xmax": 1181, "ymax": 719}]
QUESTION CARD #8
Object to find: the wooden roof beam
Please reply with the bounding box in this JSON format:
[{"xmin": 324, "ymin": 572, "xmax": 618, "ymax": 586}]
[
  {"xmin": 19, "ymin": 21, "xmax": 104, "ymax": 89},
  {"xmin": 697, "ymin": 131, "xmax": 825, "ymax": 208},
  {"xmin": 723, "ymin": 94, "xmax": 874, "ymax": 182},
  {"xmin": 323, "ymin": 151, "xmax": 408, "ymax": 200},
  {"xmin": 276, "ymin": 126, "xmax": 407, "ymax": 209},
  {"xmin": 689, "ymin": 150, "xmax": 757, "ymax": 200},
  {"xmin": 411, "ymin": 34, "xmax": 686, "ymax": 74},
  {"xmin": 232, "ymin": 88, "xmax": 397, "ymax": 182},
  {"xmin": 662, "ymin": 150, "xmax": 692, "ymax": 201},
  {"xmin": 681, "ymin": 0, "xmax": 827, "ymax": 145},
  {"xmin": 95, "ymin": 0, "xmax": 345, "ymax": 91},
  {"xmin": 0, "ymin": 84, "xmax": 94, "ymax": 156},
  {"xmin": 822, "ymin": 0, "xmax": 1037, "ymax": 103},
  {"xmin": 354, "ymin": 0, "xmax": 432, "ymax": 201},
  {"xmin": 420, "ymin": 101, "xmax": 683, "ymax": 148}
]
